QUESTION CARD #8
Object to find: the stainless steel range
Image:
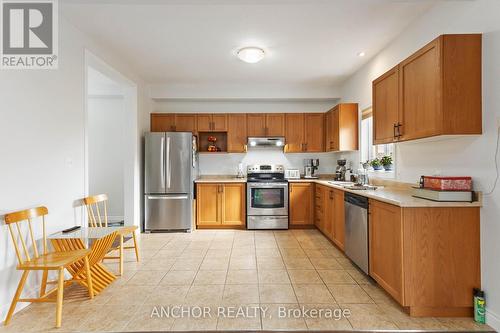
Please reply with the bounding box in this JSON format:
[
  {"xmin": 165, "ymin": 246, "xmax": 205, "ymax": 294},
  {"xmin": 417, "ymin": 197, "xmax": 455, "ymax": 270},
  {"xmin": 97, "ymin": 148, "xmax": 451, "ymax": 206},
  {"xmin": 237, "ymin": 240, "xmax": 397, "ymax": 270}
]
[{"xmin": 246, "ymin": 165, "xmax": 289, "ymax": 230}]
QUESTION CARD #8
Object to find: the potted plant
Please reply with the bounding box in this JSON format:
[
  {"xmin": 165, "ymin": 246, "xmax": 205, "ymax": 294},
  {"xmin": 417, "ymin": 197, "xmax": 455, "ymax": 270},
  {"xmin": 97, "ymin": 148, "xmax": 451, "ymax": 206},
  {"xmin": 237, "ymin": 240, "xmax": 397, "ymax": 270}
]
[
  {"xmin": 370, "ymin": 158, "xmax": 383, "ymax": 171},
  {"xmin": 381, "ymin": 155, "xmax": 393, "ymax": 171}
]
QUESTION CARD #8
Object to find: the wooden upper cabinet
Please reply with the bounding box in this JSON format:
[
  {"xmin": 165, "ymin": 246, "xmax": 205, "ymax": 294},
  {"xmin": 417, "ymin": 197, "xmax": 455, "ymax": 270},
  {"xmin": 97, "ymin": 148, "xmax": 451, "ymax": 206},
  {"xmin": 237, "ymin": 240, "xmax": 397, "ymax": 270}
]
[
  {"xmin": 247, "ymin": 113, "xmax": 285, "ymax": 137},
  {"xmin": 373, "ymin": 34, "xmax": 482, "ymax": 144},
  {"xmin": 373, "ymin": 67, "xmax": 400, "ymax": 144},
  {"xmin": 247, "ymin": 114, "xmax": 266, "ymax": 137},
  {"xmin": 324, "ymin": 111, "xmax": 333, "ymax": 151},
  {"xmin": 304, "ymin": 113, "xmax": 324, "ymax": 152},
  {"xmin": 227, "ymin": 114, "xmax": 247, "ymax": 153},
  {"xmin": 266, "ymin": 114, "xmax": 285, "ymax": 136},
  {"xmin": 399, "ymin": 38, "xmax": 441, "ymax": 141},
  {"xmin": 369, "ymin": 199, "xmax": 404, "ymax": 304},
  {"xmin": 285, "ymin": 114, "xmax": 305, "ymax": 152},
  {"xmin": 325, "ymin": 104, "xmax": 359, "ymax": 152},
  {"xmin": 197, "ymin": 114, "xmax": 212, "ymax": 132},
  {"xmin": 175, "ymin": 114, "xmax": 197, "ymax": 133},
  {"xmin": 197, "ymin": 114, "xmax": 227, "ymax": 132},
  {"xmin": 221, "ymin": 184, "xmax": 246, "ymax": 226},
  {"xmin": 212, "ymin": 114, "xmax": 227, "ymax": 131},
  {"xmin": 332, "ymin": 108, "xmax": 340, "ymax": 151},
  {"xmin": 151, "ymin": 113, "xmax": 175, "ymax": 132},
  {"xmin": 289, "ymin": 183, "xmax": 313, "ymax": 225}
]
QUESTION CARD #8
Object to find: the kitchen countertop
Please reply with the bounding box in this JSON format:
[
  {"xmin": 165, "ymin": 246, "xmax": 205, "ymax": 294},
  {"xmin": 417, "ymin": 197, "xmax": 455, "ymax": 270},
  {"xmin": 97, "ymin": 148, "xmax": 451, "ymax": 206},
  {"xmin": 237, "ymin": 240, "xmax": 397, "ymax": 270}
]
[
  {"xmin": 298, "ymin": 179, "xmax": 482, "ymax": 208},
  {"xmin": 195, "ymin": 175, "xmax": 482, "ymax": 208},
  {"xmin": 195, "ymin": 175, "xmax": 247, "ymax": 183}
]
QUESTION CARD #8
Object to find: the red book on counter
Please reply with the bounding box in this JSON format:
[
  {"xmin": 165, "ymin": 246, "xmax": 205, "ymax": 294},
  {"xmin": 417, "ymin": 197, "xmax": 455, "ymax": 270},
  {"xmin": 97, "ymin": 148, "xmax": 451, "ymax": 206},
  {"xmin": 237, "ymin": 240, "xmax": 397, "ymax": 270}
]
[{"xmin": 420, "ymin": 176, "xmax": 472, "ymax": 191}]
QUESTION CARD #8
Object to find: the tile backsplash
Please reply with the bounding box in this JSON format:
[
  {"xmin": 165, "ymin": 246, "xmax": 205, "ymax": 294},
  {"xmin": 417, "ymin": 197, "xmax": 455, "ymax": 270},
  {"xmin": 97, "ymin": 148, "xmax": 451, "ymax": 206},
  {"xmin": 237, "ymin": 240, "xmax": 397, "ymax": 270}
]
[{"xmin": 198, "ymin": 150, "xmax": 339, "ymax": 175}]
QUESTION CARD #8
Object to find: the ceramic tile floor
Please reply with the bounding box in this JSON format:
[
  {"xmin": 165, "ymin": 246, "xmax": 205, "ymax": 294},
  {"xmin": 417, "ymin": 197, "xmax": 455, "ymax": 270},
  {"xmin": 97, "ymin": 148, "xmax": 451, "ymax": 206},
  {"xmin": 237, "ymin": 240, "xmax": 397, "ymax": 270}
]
[{"xmin": 1, "ymin": 229, "xmax": 493, "ymax": 332}]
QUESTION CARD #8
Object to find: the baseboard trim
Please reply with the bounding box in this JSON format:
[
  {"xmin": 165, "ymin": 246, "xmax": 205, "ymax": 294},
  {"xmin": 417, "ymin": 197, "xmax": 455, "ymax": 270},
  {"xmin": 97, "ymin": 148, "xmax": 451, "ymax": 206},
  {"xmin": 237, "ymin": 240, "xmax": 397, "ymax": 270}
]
[{"xmin": 486, "ymin": 309, "xmax": 500, "ymax": 332}]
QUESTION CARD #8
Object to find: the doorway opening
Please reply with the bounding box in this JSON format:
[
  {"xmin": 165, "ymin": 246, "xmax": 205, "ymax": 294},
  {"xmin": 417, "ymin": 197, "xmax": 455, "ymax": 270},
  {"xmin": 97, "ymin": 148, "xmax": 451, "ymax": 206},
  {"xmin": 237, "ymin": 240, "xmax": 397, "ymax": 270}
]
[{"xmin": 84, "ymin": 50, "xmax": 140, "ymax": 227}]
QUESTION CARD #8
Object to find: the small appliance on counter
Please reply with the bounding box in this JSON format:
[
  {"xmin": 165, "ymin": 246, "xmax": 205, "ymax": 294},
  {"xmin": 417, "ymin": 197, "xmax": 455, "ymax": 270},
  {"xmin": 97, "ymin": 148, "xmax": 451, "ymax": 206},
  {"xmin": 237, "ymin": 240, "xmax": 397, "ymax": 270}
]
[
  {"xmin": 335, "ymin": 159, "xmax": 348, "ymax": 181},
  {"xmin": 236, "ymin": 163, "xmax": 245, "ymax": 178},
  {"xmin": 412, "ymin": 175, "xmax": 474, "ymax": 202},
  {"xmin": 304, "ymin": 159, "xmax": 319, "ymax": 178},
  {"xmin": 247, "ymin": 165, "xmax": 288, "ymax": 230},
  {"xmin": 285, "ymin": 169, "xmax": 300, "ymax": 179}
]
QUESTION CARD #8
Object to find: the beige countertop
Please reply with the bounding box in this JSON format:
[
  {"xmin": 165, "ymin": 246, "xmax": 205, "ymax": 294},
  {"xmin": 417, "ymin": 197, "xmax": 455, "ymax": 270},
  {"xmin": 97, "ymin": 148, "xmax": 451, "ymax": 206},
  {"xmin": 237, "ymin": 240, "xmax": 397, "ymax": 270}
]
[
  {"xmin": 195, "ymin": 175, "xmax": 247, "ymax": 183},
  {"xmin": 294, "ymin": 179, "xmax": 482, "ymax": 208},
  {"xmin": 195, "ymin": 175, "xmax": 482, "ymax": 208}
]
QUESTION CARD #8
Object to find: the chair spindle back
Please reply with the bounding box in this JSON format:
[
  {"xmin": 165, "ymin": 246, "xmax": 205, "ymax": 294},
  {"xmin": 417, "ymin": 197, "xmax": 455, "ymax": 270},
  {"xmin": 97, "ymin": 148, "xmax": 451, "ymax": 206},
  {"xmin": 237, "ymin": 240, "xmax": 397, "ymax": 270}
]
[
  {"xmin": 83, "ymin": 194, "xmax": 109, "ymax": 228},
  {"xmin": 4, "ymin": 207, "xmax": 49, "ymax": 265}
]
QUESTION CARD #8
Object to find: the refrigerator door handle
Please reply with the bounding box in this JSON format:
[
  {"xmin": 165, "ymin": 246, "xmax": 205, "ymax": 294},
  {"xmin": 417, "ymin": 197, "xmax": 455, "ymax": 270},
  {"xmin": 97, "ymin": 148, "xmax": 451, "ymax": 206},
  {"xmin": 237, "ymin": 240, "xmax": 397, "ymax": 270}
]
[
  {"xmin": 160, "ymin": 135, "xmax": 165, "ymax": 187},
  {"xmin": 147, "ymin": 195, "xmax": 189, "ymax": 200},
  {"xmin": 166, "ymin": 136, "xmax": 171, "ymax": 188}
]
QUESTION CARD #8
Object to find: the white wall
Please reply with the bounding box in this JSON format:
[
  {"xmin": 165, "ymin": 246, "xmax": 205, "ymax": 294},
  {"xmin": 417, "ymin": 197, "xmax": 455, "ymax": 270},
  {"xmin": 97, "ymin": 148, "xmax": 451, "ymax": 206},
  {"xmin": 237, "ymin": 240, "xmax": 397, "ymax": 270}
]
[
  {"xmin": 153, "ymin": 99, "xmax": 339, "ymax": 114},
  {"xmin": 88, "ymin": 96, "xmax": 125, "ymax": 219},
  {"xmin": 0, "ymin": 17, "xmax": 148, "ymax": 320},
  {"xmin": 338, "ymin": 0, "xmax": 500, "ymax": 329}
]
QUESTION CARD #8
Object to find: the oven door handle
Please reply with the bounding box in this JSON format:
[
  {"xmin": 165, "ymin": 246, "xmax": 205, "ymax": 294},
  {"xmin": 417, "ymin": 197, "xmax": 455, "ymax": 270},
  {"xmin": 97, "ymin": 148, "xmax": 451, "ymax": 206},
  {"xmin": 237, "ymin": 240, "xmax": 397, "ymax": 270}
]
[{"xmin": 247, "ymin": 183, "xmax": 288, "ymax": 188}]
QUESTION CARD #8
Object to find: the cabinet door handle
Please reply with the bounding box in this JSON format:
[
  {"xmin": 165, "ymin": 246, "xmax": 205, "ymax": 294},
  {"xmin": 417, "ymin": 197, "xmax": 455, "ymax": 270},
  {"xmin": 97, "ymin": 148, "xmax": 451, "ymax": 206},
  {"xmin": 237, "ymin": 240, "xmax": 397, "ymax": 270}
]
[
  {"xmin": 393, "ymin": 123, "xmax": 397, "ymax": 139},
  {"xmin": 397, "ymin": 122, "xmax": 402, "ymax": 138}
]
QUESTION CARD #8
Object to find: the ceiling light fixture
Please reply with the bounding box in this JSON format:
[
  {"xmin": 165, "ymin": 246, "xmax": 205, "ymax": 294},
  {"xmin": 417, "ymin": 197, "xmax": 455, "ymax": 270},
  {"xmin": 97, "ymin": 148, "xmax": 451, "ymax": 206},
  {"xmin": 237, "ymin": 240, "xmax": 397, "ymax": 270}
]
[
  {"xmin": 357, "ymin": 51, "xmax": 366, "ymax": 57},
  {"xmin": 237, "ymin": 47, "xmax": 265, "ymax": 63}
]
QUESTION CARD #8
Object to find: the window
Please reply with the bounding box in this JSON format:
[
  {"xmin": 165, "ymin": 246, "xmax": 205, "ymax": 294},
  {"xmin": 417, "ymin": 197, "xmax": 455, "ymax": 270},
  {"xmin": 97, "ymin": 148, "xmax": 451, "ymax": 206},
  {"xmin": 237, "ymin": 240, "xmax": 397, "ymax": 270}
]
[{"xmin": 360, "ymin": 108, "xmax": 395, "ymax": 175}]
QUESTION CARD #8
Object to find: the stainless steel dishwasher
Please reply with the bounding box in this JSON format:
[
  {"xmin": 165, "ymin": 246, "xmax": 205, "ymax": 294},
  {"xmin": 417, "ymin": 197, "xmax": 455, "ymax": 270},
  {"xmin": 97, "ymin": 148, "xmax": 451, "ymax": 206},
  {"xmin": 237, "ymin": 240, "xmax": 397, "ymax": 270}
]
[{"xmin": 344, "ymin": 192, "xmax": 369, "ymax": 274}]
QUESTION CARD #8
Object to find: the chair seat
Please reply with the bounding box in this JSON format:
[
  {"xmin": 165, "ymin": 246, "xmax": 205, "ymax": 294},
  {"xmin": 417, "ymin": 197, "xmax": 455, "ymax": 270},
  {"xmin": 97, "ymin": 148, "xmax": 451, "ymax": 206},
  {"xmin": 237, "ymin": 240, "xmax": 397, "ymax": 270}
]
[
  {"xmin": 116, "ymin": 225, "xmax": 138, "ymax": 235},
  {"xmin": 17, "ymin": 249, "xmax": 91, "ymax": 270}
]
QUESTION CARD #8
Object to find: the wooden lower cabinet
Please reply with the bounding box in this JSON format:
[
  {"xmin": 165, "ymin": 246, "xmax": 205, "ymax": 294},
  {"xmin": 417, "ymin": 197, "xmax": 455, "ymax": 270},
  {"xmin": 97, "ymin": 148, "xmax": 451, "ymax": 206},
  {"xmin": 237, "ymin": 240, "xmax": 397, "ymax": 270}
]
[
  {"xmin": 314, "ymin": 185, "xmax": 343, "ymax": 249},
  {"xmin": 314, "ymin": 185, "xmax": 326, "ymax": 232},
  {"xmin": 196, "ymin": 183, "xmax": 245, "ymax": 228},
  {"xmin": 196, "ymin": 184, "xmax": 220, "ymax": 226},
  {"xmin": 222, "ymin": 184, "xmax": 246, "ymax": 225},
  {"xmin": 369, "ymin": 200, "xmax": 404, "ymax": 304},
  {"xmin": 331, "ymin": 189, "xmax": 345, "ymax": 250},
  {"xmin": 369, "ymin": 199, "xmax": 481, "ymax": 317},
  {"xmin": 289, "ymin": 183, "xmax": 314, "ymax": 226}
]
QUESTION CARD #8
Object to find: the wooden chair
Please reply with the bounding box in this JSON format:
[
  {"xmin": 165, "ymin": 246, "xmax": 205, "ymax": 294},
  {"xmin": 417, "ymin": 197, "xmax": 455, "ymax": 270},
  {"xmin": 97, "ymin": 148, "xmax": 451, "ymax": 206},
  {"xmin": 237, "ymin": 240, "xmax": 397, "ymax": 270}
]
[
  {"xmin": 4, "ymin": 207, "xmax": 93, "ymax": 328},
  {"xmin": 83, "ymin": 194, "xmax": 139, "ymax": 275}
]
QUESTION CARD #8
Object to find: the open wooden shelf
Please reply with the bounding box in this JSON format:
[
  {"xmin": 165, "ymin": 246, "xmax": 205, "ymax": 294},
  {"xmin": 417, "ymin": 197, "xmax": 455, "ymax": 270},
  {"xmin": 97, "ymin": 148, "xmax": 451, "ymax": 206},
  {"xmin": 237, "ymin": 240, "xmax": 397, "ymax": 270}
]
[{"xmin": 198, "ymin": 132, "xmax": 228, "ymax": 153}]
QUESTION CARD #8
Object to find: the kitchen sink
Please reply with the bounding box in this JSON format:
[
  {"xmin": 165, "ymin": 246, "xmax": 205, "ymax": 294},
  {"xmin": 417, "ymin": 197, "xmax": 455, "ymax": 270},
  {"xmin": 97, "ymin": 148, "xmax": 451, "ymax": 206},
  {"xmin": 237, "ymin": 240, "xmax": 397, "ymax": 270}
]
[
  {"xmin": 343, "ymin": 184, "xmax": 378, "ymax": 190},
  {"xmin": 327, "ymin": 181, "xmax": 355, "ymax": 186}
]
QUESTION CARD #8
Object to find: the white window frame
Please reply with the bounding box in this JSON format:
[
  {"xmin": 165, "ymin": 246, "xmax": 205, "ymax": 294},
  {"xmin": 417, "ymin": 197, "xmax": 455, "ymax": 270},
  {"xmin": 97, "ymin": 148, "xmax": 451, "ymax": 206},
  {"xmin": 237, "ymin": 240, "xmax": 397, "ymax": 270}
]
[{"xmin": 360, "ymin": 107, "xmax": 396, "ymax": 179}]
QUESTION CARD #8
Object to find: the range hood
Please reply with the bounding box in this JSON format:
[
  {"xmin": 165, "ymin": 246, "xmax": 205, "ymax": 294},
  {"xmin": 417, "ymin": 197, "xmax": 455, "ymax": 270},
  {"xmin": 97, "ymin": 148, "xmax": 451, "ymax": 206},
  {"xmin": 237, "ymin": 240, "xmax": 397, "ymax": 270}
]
[{"xmin": 247, "ymin": 137, "xmax": 285, "ymax": 150}]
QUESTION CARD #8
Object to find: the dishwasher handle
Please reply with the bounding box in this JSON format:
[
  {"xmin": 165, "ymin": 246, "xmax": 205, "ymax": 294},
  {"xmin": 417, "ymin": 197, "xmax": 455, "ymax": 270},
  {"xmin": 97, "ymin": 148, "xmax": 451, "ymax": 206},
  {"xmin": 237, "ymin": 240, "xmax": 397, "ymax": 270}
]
[{"xmin": 344, "ymin": 192, "xmax": 369, "ymax": 209}]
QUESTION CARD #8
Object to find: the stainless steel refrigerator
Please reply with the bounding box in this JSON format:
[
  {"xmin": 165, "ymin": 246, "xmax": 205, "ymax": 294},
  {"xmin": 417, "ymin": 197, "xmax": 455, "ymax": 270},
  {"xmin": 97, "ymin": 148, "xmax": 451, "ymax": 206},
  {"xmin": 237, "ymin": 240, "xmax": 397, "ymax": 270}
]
[{"xmin": 144, "ymin": 132, "xmax": 196, "ymax": 232}]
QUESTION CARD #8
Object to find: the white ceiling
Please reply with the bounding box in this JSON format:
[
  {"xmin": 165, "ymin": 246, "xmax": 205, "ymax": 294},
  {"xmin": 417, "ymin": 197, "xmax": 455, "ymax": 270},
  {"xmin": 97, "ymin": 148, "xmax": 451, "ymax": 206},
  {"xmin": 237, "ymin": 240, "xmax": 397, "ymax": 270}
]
[{"xmin": 63, "ymin": 0, "xmax": 437, "ymax": 93}]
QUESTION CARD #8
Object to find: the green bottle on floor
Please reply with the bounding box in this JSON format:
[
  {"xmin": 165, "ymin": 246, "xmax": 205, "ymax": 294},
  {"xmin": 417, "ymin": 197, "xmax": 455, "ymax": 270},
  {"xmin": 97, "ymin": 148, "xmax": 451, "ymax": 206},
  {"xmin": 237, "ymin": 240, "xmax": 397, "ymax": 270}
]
[{"xmin": 474, "ymin": 288, "xmax": 486, "ymax": 324}]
